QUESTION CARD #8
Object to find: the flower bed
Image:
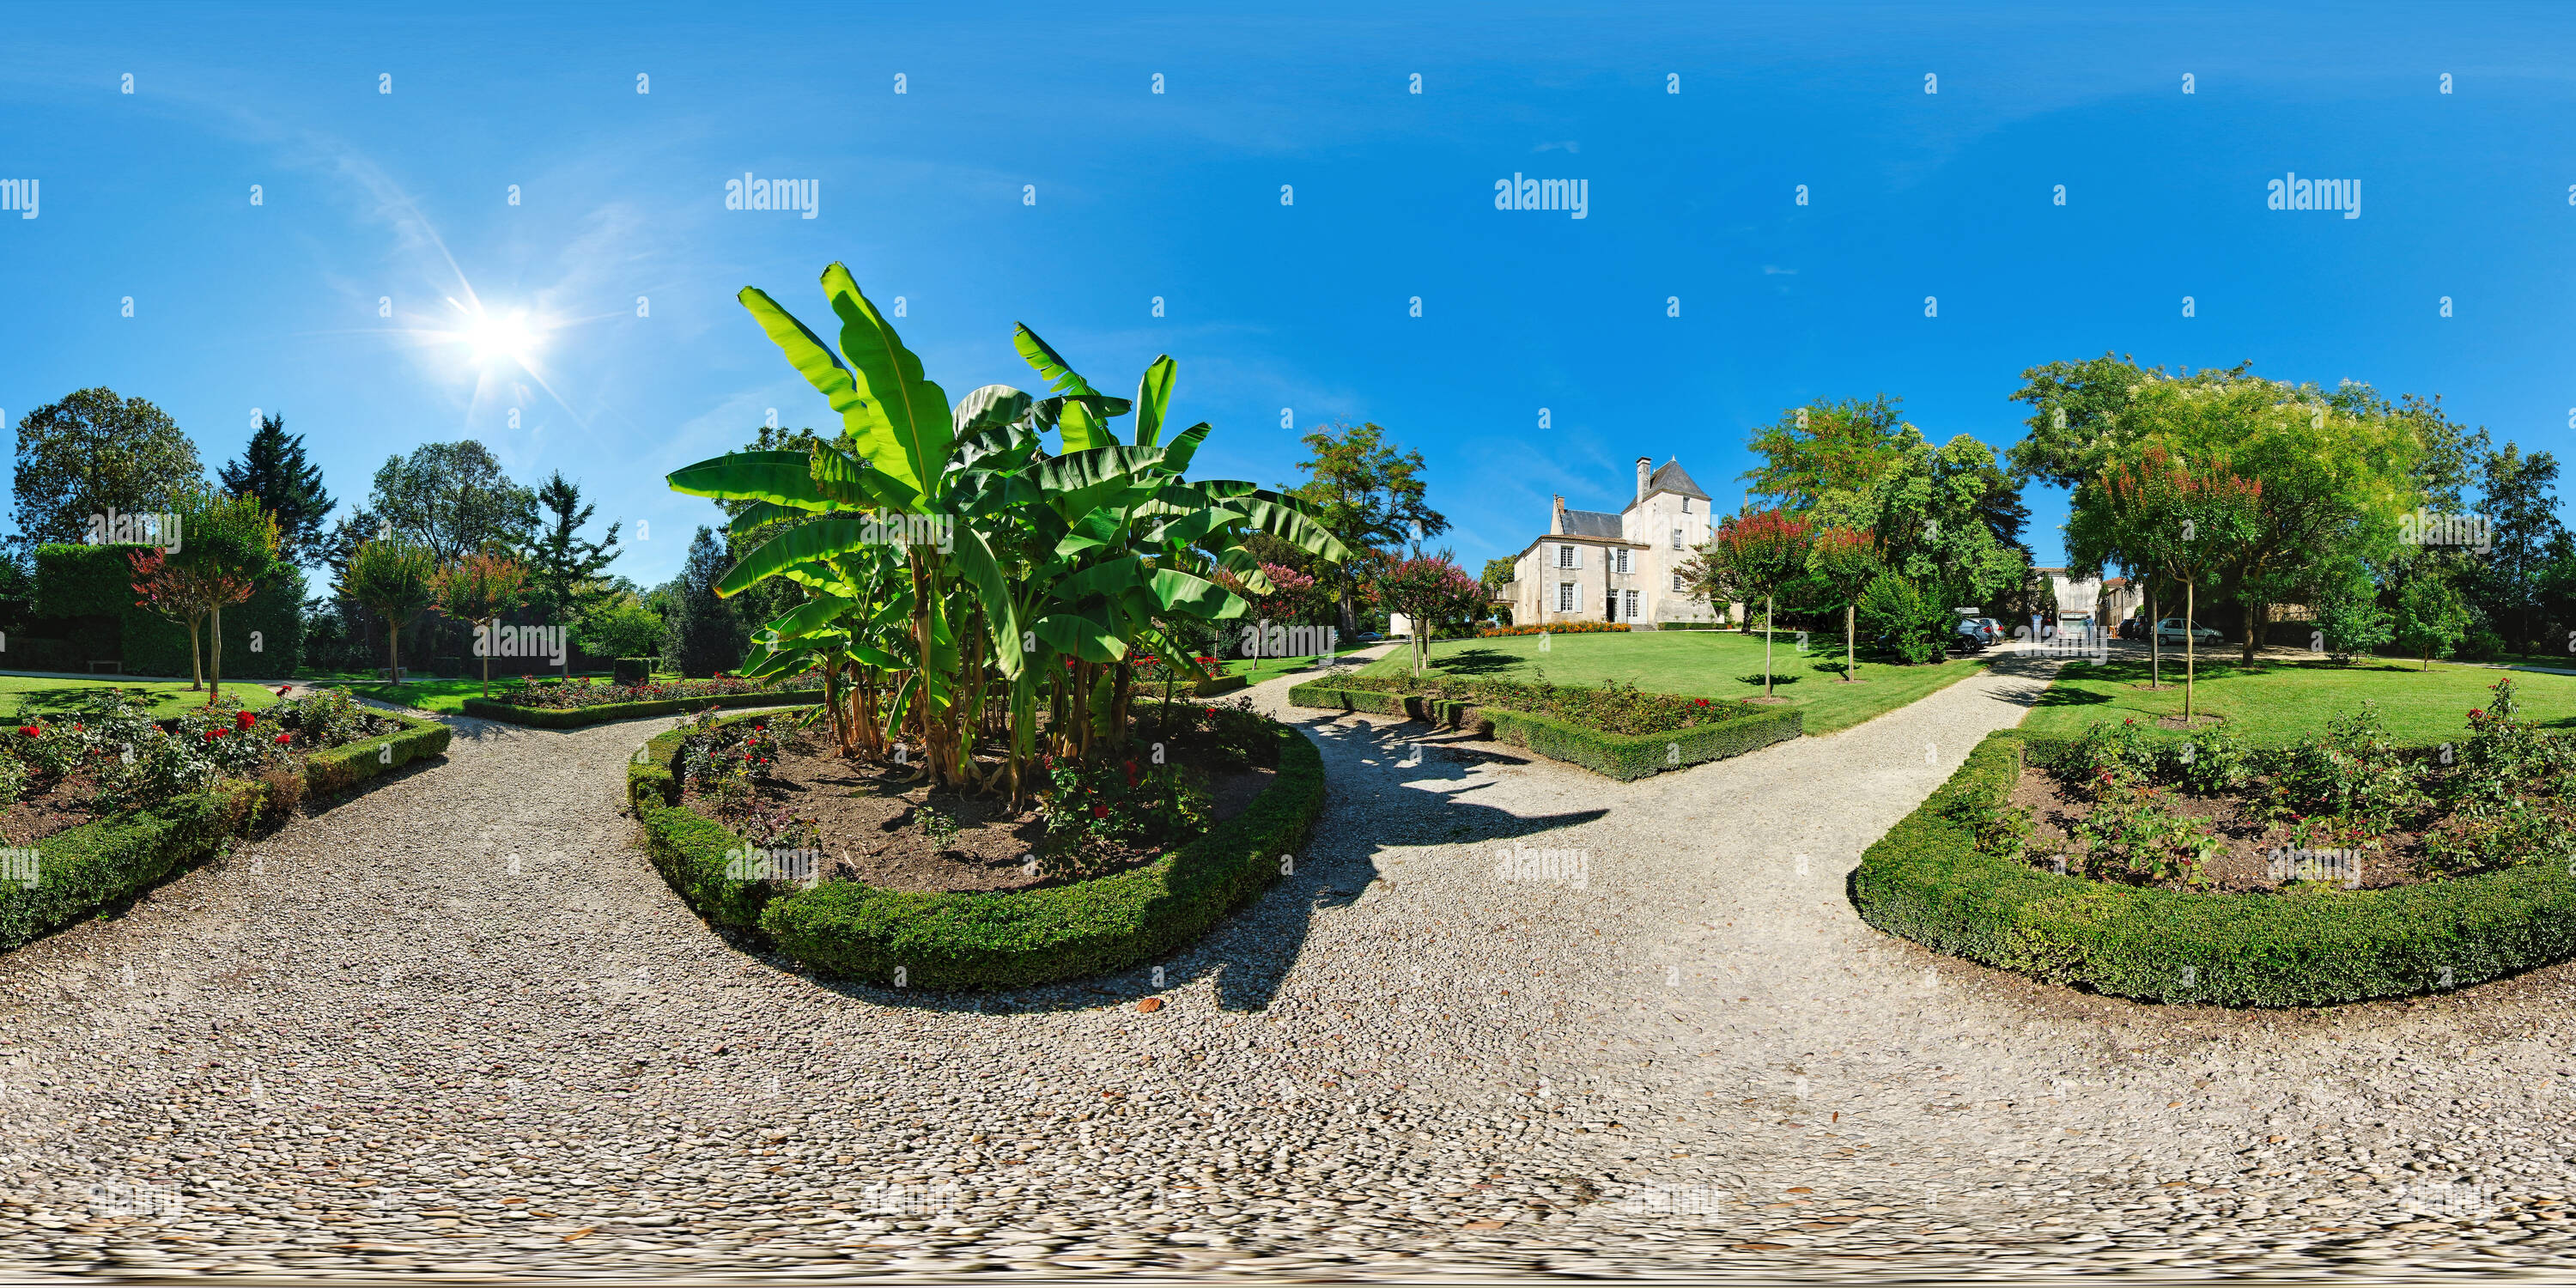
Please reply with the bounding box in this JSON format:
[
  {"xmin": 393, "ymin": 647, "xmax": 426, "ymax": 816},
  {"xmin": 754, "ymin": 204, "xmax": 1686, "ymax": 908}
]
[
  {"xmin": 626, "ymin": 705, "xmax": 1326, "ymax": 989},
  {"xmin": 0, "ymin": 688, "xmax": 450, "ymax": 952},
  {"xmin": 1286, "ymin": 675, "xmax": 1800, "ymax": 780},
  {"xmin": 1852, "ymin": 679, "xmax": 2576, "ymax": 1006},
  {"xmin": 462, "ymin": 675, "xmax": 825, "ymax": 729},
  {"xmin": 1479, "ymin": 622, "xmax": 1631, "ymax": 638}
]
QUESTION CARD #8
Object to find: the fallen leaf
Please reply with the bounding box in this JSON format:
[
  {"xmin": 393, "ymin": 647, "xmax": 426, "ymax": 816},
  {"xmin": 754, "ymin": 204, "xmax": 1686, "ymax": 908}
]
[
  {"xmin": 1138, "ymin": 998, "xmax": 1163, "ymax": 1014},
  {"xmin": 562, "ymin": 1227, "xmax": 595, "ymax": 1242}
]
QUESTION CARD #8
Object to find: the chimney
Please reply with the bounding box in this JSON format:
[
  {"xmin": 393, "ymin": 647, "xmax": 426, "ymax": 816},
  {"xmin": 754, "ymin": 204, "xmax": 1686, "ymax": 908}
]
[
  {"xmin": 1551, "ymin": 495, "xmax": 1566, "ymax": 535},
  {"xmin": 1636, "ymin": 457, "xmax": 1652, "ymax": 502}
]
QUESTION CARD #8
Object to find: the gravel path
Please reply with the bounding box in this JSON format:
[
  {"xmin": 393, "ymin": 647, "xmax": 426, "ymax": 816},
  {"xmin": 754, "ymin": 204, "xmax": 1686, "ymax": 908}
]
[{"xmin": 0, "ymin": 652, "xmax": 2570, "ymax": 1279}]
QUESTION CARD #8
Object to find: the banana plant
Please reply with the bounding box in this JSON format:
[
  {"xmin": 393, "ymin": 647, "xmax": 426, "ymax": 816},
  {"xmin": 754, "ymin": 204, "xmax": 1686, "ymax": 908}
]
[{"xmin": 668, "ymin": 266, "xmax": 1347, "ymax": 805}]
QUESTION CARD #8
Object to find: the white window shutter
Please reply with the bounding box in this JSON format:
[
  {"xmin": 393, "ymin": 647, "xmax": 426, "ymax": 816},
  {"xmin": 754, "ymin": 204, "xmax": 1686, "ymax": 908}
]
[
  {"xmin": 1575, "ymin": 582, "xmax": 1584, "ymax": 611},
  {"xmin": 1574, "ymin": 545, "xmax": 1584, "ymax": 569}
]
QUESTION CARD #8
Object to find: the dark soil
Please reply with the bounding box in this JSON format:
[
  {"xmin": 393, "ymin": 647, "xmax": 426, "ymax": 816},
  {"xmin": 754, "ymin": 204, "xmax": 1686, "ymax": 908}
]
[
  {"xmin": 0, "ymin": 775, "xmax": 110, "ymax": 847},
  {"xmin": 2006, "ymin": 766, "xmax": 2432, "ymax": 893},
  {"xmin": 688, "ymin": 733, "xmax": 1277, "ymax": 895}
]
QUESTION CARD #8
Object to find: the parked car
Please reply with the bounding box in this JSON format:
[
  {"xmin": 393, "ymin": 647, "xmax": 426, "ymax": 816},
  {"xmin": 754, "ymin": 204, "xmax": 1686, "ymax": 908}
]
[
  {"xmin": 1947, "ymin": 616, "xmax": 2006, "ymax": 651},
  {"xmin": 2117, "ymin": 616, "xmax": 2146, "ymax": 641},
  {"xmin": 2154, "ymin": 617, "xmax": 2224, "ymax": 647}
]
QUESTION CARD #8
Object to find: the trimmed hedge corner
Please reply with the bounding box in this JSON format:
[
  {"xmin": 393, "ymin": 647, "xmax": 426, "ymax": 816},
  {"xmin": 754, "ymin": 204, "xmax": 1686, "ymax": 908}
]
[
  {"xmin": 303, "ymin": 711, "xmax": 452, "ymax": 796},
  {"xmin": 0, "ymin": 710, "xmax": 452, "ymax": 954},
  {"xmin": 629, "ymin": 713, "xmax": 1327, "ymax": 990},
  {"xmin": 1850, "ymin": 728, "xmax": 2576, "ymax": 1007},
  {"xmin": 463, "ymin": 690, "xmax": 819, "ymax": 729},
  {"xmin": 1285, "ymin": 681, "xmax": 1801, "ymax": 780}
]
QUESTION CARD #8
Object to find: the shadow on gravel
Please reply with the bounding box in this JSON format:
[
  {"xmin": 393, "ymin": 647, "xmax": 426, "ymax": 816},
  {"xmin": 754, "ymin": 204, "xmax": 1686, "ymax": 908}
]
[{"xmin": 793, "ymin": 710, "xmax": 1607, "ymax": 1019}]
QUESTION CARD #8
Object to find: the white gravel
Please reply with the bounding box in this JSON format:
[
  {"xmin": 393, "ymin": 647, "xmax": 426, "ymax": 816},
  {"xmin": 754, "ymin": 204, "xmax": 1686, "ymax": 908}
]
[{"xmin": 0, "ymin": 649, "xmax": 2568, "ymax": 1279}]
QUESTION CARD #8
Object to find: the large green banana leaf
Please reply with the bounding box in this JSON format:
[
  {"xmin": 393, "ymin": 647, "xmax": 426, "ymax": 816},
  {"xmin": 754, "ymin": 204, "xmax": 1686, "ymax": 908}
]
[{"xmin": 823, "ymin": 264, "xmax": 951, "ymax": 500}]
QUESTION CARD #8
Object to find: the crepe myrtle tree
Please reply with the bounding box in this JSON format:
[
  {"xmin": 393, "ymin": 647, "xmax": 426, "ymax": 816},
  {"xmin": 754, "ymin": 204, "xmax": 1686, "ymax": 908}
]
[
  {"xmin": 1376, "ymin": 553, "xmax": 1488, "ymax": 677},
  {"xmin": 2090, "ymin": 446, "xmax": 2262, "ymax": 724},
  {"xmin": 337, "ymin": 536, "xmax": 439, "ymax": 683},
  {"xmin": 1696, "ymin": 509, "xmax": 1814, "ymax": 699},
  {"xmin": 434, "ymin": 546, "xmax": 532, "ymax": 697},
  {"xmin": 1804, "ymin": 526, "xmax": 1881, "ymax": 682}
]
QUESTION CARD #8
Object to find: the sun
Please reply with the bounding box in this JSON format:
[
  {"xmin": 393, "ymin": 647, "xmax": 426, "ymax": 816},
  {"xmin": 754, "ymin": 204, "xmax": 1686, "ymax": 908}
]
[{"xmin": 462, "ymin": 309, "xmax": 540, "ymax": 367}]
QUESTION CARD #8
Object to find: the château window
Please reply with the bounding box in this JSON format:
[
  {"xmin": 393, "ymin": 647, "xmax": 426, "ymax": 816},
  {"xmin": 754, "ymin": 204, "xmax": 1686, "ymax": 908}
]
[
  {"xmin": 1558, "ymin": 544, "xmax": 1575, "ymax": 568},
  {"xmin": 1615, "ymin": 549, "xmax": 1631, "ymax": 574},
  {"xmin": 1671, "ymin": 574, "xmax": 1686, "ymax": 592},
  {"xmin": 1558, "ymin": 583, "xmax": 1576, "ymax": 611},
  {"xmin": 1671, "ymin": 528, "xmax": 1684, "ymax": 550},
  {"xmin": 1624, "ymin": 589, "xmax": 1639, "ymax": 617}
]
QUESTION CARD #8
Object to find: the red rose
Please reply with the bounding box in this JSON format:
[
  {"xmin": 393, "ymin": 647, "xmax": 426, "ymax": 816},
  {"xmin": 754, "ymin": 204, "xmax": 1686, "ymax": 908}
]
[
  {"xmin": 1204, "ymin": 708, "xmax": 1216, "ymax": 717},
  {"xmin": 273, "ymin": 732, "xmax": 294, "ymax": 745},
  {"xmin": 1091, "ymin": 805, "xmax": 1109, "ymax": 818},
  {"xmin": 235, "ymin": 710, "xmax": 257, "ymax": 729},
  {"xmin": 203, "ymin": 729, "xmax": 220, "ymax": 741},
  {"xmin": 1694, "ymin": 698, "xmax": 1708, "ymax": 707},
  {"xmin": 17, "ymin": 726, "xmax": 36, "ymax": 738}
]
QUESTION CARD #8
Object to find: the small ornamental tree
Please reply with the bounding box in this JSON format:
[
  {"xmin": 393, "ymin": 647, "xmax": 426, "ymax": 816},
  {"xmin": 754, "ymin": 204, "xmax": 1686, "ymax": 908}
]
[
  {"xmin": 337, "ymin": 537, "xmax": 439, "ymax": 683},
  {"xmin": 2395, "ymin": 572, "xmax": 2472, "ymax": 671},
  {"xmin": 127, "ymin": 546, "xmax": 215, "ymax": 690},
  {"xmin": 435, "ymin": 546, "xmax": 532, "ymax": 696},
  {"xmin": 188, "ymin": 493, "xmax": 283, "ymax": 707},
  {"xmin": 1376, "ymin": 554, "xmax": 1489, "ymax": 677},
  {"xmin": 1805, "ymin": 526, "xmax": 1882, "ymax": 682},
  {"xmin": 1704, "ymin": 509, "xmax": 1814, "ymax": 697},
  {"xmin": 2095, "ymin": 446, "xmax": 2262, "ymax": 723}
]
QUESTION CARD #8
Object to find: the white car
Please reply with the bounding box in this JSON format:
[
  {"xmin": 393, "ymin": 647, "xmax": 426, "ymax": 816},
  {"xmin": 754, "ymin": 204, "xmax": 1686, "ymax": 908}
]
[{"xmin": 2154, "ymin": 617, "xmax": 2223, "ymax": 647}]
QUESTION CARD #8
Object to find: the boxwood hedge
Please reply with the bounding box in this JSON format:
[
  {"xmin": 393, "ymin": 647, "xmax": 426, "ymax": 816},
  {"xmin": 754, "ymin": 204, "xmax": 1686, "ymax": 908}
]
[
  {"xmin": 0, "ymin": 709, "xmax": 452, "ymax": 953},
  {"xmin": 1285, "ymin": 680, "xmax": 1801, "ymax": 781},
  {"xmin": 627, "ymin": 712, "xmax": 1327, "ymax": 990},
  {"xmin": 1850, "ymin": 727, "xmax": 2576, "ymax": 1007},
  {"xmin": 463, "ymin": 689, "xmax": 821, "ymax": 729}
]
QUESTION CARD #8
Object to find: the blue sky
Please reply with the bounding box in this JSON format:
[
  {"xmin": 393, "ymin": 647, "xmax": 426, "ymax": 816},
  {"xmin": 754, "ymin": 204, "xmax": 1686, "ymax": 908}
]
[{"xmin": 4, "ymin": 2, "xmax": 2573, "ymax": 586}]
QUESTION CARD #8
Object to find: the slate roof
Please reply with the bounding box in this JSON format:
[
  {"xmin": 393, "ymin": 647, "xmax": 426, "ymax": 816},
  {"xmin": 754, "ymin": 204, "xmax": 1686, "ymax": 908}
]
[
  {"xmin": 1644, "ymin": 459, "xmax": 1711, "ymax": 502},
  {"xmin": 1559, "ymin": 508, "xmax": 1624, "ymax": 538}
]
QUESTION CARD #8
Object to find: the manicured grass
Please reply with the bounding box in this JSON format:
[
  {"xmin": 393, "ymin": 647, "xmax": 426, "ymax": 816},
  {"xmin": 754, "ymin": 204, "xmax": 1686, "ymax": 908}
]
[
  {"xmin": 332, "ymin": 679, "xmax": 528, "ymax": 714},
  {"xmin": 2021, "ymin": 654, "xmax": 2576, "ymax": 744},
  {"xmin": 0, "ymin": 673, "xmax": 283, "ymax": 720},
  {"xmin": 1220, "ymin": 645, "xmax": 1376, "ymax": 687},
  {"xmin": 1355, "ymin": 629, "xmax": 1987, "ymax": 736}
]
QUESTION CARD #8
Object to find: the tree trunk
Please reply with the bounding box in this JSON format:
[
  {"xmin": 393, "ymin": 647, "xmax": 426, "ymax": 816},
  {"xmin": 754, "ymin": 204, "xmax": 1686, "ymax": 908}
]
[
  {"xmin": 2241, "ymin": 598, "xmax": 2265, "ymax": 665},
  {"xmin": 186, "ymin": 613, "xmax": 204, "ymax": 690},
  {"xmin": 207, "ymin": 605, "xmax": 223, "ymax": 708},
  {"xmin": 2148, "ymin": 586, "xmax": 2160, "ymax": 689},
  {"xmin": 2184, "ymin": 580, "xmax": 2196, "ymax": 724},
  {"xmin": 1763, "ymin": 592, "xmax": 1775, "ymax": 698},
  {"xmin": 1844, "ymin": 602, "xmax": 1856, "ymax": 682}
]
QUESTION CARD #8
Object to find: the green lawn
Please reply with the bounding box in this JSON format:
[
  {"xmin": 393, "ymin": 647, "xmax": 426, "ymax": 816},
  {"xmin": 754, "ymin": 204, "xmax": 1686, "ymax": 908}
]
[
  {"xmin": 0, "ymin": 673, "xmax": 284, "ymax": 720},
  {"xmin": 2021, "ymin": 654, "xmax": 2576, "ymax": 744},
  {"xmin": 331, "ymin": 679, "xmax": 523, "ymax": 714},
  {"xmin": 1221, "ymin": 645, "xmax": 1377, "ymax": 687},
  {"xmin": 1354, "ymin": 629, "xmax": 1988, "ymax": 736}
]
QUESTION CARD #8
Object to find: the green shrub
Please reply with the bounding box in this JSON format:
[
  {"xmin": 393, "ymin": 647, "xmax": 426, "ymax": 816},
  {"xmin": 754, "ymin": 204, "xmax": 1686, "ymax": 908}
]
[
  {"xmin": 0, "ymin": 792, "xmax": 232, "ymax": 952},
  {"xmin": 1853, "ymin": 728, "xmax": 2576, "ymax": 1006},
  {"xmin": 613, "ymin": 657, "xmax": 654, "ymax": 684},
  {"xmin": 629, "ymin": 713, "xmax": 1326, "ymax": 989},
  {"xmin": 1287, "ymin": 679, "xmax": 1799, "ymax": 780},
  {"xmin": 465, "ymin": 690, "xmax": 818, "ymax": 730}
]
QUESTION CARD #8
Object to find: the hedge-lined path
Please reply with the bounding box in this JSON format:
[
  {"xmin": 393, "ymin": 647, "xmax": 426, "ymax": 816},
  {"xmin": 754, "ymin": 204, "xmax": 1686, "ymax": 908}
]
[{"xmin": 0, "ymin": 654, "xmax": 2570, "ymax": 1279}]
